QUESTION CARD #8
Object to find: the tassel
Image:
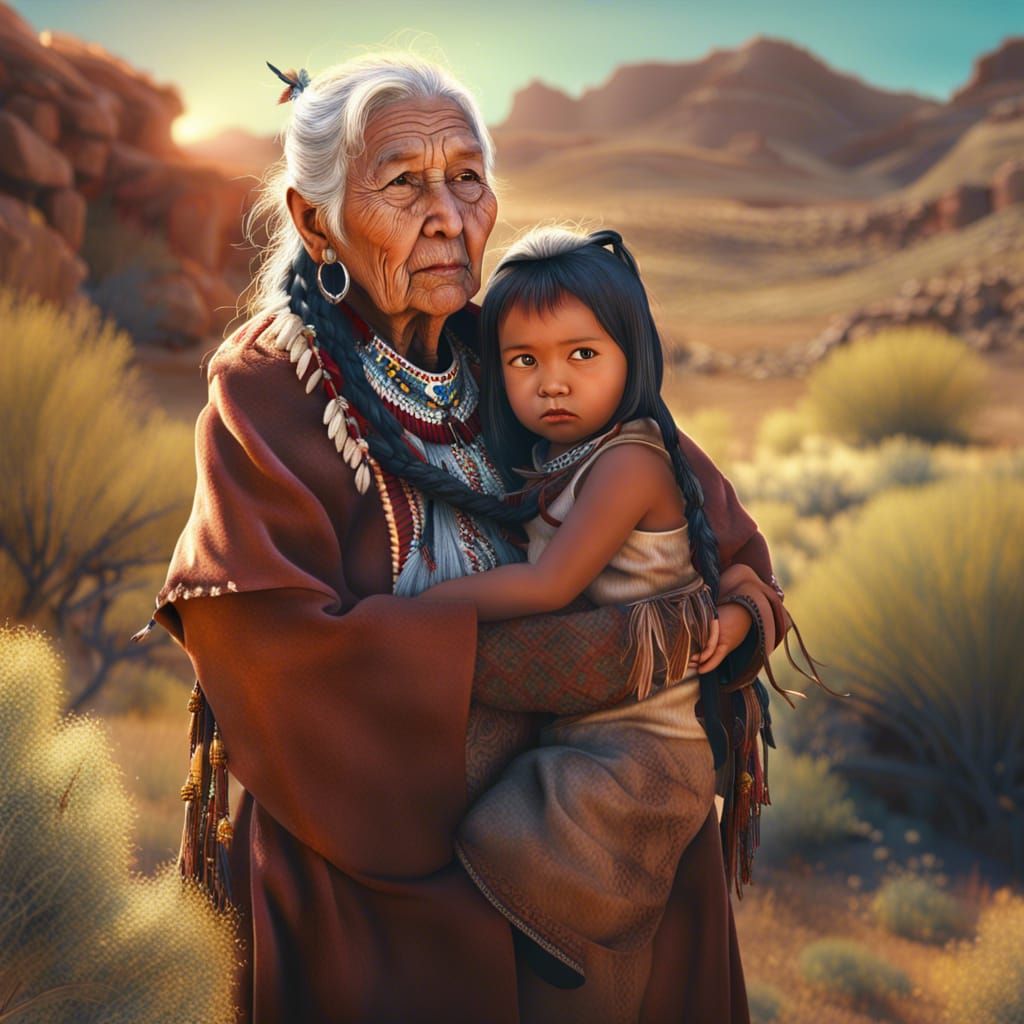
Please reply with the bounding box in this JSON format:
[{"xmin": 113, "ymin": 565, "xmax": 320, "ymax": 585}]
[
  {"xmin": 782, "ymin": 616, "xmax": 848, "ymax": 697},
  {"xmin": 177, "ymin": 683, "xmax": 233, "ymax": 911},
  {"xmin": 721, "ymin": 685, "xmax": 771, "ymax": 898}
]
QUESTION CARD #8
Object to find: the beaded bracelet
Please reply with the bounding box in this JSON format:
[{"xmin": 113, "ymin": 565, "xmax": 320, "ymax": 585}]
[{"xmin": 717, "ymin": 593, "xmax": 767, "ymax": 693}]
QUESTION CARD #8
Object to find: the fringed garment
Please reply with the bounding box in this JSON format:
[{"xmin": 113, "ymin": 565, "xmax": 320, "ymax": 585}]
[
  {"xmin": 150, "ymin": 307, "xmax": 794, "ymax": 1024},
  {"xmin": 456, "ymin": 419, "xmax": 720, "ymax": 1019}
]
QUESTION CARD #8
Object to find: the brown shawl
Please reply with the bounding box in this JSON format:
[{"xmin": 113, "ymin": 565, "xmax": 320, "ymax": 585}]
[{"xmin": 154, "ymin": 312, "xmax": 780, "ymax": 1022}]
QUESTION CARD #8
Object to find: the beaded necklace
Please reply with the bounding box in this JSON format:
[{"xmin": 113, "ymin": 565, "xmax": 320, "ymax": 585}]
[{"xmin": 264, "ymin": 307, "xmax": 520, "ymax": 593}]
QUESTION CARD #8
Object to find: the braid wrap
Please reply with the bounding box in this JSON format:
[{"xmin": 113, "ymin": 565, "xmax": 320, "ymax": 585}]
[{"xmin": 285, "ymin": 251, "xmax": 537, "ymax": 528}]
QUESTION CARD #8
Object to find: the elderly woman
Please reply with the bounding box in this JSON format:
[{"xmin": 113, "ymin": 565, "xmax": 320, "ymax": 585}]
[{"xmin": 155, "ymin": 54, "xmax": 789, "ymax": 1023}]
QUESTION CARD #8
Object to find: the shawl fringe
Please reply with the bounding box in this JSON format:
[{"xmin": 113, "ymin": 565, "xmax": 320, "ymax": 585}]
[{"xmin": 179, "ymin": 681, "xmax": 233, "ymax": 911}]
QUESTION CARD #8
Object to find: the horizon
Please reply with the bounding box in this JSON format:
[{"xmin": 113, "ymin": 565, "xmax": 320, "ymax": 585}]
[{"xmin": 10, "ymin": 1, "xmax": 1021, "ymax": 144}]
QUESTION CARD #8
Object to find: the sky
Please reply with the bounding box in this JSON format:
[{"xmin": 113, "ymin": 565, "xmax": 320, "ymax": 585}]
[{"xmin": 14, "ymin": 0, "xmax": 1023, "ymax": 143}]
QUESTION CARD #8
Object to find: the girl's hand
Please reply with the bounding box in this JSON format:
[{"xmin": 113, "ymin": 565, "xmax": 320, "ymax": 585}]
[
  {"xmin": 689, "ymin": 616, "xmax": 720, "ymax": 670},
  {"xmin": 691, "ymin": 603, "xmax": 753, "ymax": 674}
]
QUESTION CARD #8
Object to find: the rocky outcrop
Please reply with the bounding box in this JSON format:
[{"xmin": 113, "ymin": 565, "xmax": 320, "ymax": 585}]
[
  {"xmin": 0, "ymin": 194, "xmax": 86, "ymax": 304},
  {"xmin": 953, "ymin": 37, "xmax": 1024, "ymax": 107},
  {"xmin": 0, "ymin": 5, "xmax": 256, "ymax": 344},
  {"xmin": 807, "ymin": 270, "xmax": 1024, "ymax": 363},
  {"xmin": 993, "ymin": 159, "xmax": 1024, "ymax": 210},
  {"xmin": 684, "ymin": 262, "xmax": 1024, "ymax": 380}
]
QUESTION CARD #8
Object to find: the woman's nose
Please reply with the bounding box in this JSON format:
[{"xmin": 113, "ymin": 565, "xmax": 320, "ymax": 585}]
[{"xmin": 422, "ymin": 179, "xmax": 464, "ymax": 238}]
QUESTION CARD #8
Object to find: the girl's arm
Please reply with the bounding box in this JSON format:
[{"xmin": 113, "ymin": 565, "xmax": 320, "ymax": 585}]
[{"xmin": 420, "ymin": 444, "xmax": 674, "ymax": 621}]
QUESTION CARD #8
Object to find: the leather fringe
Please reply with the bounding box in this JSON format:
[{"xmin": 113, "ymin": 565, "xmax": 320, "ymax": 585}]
[
  {"xmin": 715, "ymin": 593, "xmax": 838, "ymax": 897},
  {"xmin": 625, "ymin": 581, "xmax": 717, "ymax": 701},
  {"xmin": 179, "ymin": 681, "xmax": 233, "ymax": 910},
  {"xmin": 720, "ymin": 684, "xmax": 771, "ymax": 899}
]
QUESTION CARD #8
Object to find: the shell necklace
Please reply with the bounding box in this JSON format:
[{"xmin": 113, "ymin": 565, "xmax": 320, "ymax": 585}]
[{"xmin": 265, "ymin": 309, "xmax": 373, "ymax": 494}]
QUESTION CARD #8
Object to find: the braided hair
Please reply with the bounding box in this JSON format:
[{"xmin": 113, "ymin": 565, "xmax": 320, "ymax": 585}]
[
  {"xmin": 478, "ymin": 227, "xmax": 722, "ymax": 599},
  {"xmin": 285, "ymin": 250, "xmax": 538, "ymax": 528}
]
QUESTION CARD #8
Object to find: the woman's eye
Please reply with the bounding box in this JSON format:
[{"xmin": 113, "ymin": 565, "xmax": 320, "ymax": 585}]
[
  {"xmin": 450, "ymin": 170, "xmax": 484, "ymax": 201},
  {"xmin": 508, "ymin": 354, "xmax": 536, "ymax": 367},
  {"xmin": 386, "ymin": 174, "xmax": 414, "ymax": 188},
  {"xmin": 571, "ymin": 347, "xmax": 597, "ymax": 360}
]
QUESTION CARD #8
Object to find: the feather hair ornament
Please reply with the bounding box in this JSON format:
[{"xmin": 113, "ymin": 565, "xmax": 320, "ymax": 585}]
[{"xmin": 266, "ymin": 61, "xmax": 311, "ymax": 104}]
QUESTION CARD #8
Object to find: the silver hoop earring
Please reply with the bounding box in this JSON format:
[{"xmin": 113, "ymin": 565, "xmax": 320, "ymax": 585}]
[{"xmin": 317, "ymin": 257, "xmax": 350, "ymax": 305}]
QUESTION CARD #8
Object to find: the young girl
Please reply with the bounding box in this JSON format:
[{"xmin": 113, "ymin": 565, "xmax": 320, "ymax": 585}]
[{"xmin": 420, "ymin": 227, "xmax": 810, "ymax": 998}]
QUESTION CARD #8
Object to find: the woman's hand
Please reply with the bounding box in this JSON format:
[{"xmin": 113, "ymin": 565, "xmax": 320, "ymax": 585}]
[{"xmin": 690, "ymin": 603, "xmax": 753, "ymax": 674}]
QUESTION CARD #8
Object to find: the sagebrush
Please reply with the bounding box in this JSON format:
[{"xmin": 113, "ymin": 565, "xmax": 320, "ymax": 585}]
[
  {"xmin": 782, "ymin": 476, "xmax": 1024, "ymax": 865},
  {"xmin": 0, "ymin": 626, "xmax": 236, "ymax": 1023},
  {"xmin": 0, "ymin": 289, "xmax": 194, "ymax": 708},
  {"xmin": 804, "ymin": 327, "xmax": 987, "ymax": 444},
  {"xmin": 935, "ymin": 891, "xmax": 1024, "ymax": 1023}
]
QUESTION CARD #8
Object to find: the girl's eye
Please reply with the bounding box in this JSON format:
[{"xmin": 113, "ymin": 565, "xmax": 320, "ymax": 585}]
[
  {"xmin": 571, "ymin": 347, "xmax": 597, "ymax": 360},
  {"xmin": 508, "ymin": 354, "xmax": 536, "ymax": 367}
]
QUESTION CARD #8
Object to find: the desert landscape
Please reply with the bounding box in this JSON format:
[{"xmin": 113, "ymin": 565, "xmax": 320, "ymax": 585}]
[{"xmin": 2, "ymin": 4, "xmax": 1023, "ymax": 1021}]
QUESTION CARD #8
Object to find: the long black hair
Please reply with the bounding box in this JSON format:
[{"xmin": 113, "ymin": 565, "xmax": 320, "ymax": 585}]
[
  {"xmin": 285, "ymin": 250, "xmax": 538, "ymax": 527},
  {"xmin": 479, "ymin": 227, "xmax": 721, "ymax": 597}
]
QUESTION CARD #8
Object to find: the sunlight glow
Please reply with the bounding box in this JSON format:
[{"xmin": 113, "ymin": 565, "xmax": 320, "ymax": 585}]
[{"xmin": 172, "ymin": 112, "xmax": 215, "ymax": 145}]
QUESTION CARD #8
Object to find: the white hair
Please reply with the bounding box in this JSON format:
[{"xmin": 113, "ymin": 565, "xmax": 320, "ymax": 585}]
[
  {"xmin": 243, "ymin": 53, "xmax": 495, "ymax": 318},
  {"xmin": 494, "ymin": 225, "xmax": 593, "ymax": 271}
]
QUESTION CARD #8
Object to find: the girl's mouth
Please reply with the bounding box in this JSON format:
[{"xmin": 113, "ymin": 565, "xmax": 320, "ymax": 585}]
[{"xmin": 540, "ymin": 409, "xmax": 577, "ymax": 422}]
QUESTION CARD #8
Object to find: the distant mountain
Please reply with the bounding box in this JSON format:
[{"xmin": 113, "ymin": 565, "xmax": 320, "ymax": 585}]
[
  {"xmin": 499, "ymin": 37, "xmax": 928, "ymax": 155},
  {"xmin": 494, "ymin": 34, "xmax": 1024, "ymax": 203}
]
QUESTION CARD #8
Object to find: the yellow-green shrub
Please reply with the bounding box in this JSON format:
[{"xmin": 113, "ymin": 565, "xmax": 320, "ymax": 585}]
[
  {"xmin": 676, "ymin": 406, "xmax": 736, "ymax": 471},
  {"xmin": 783, "ymin": 476, "xmax": 1024, "ymax": 862},
  {"xmin": 799, "ymin": 938, "xmax": 910, "ymax": 1009},
  {"xmin": 805, "ymin": 327, "xmax": 987, "ymax": 444},
  {"xmin": 757, "ymin": 405, "xmax": 811, "ymax": 456},
  {"xmin": 871, "ymin": 874, "xmax": 973, "ymax": 944},
  {"xmin": 759, "ymin": 746, "xmax": 863, "ymax": 863},
  {"xmin": 0, "ymin": 290, "xmax": 194, "ymax": 708},
  {"xmin": 747, "ymin": 979, "xmax": 784, "ymax": 1022},
  {"xmin": 935, "ymin": 891, "xmax": 1024, "ymax": 1023},
  {"xmin": 0, "ymin": 626, "xmax": 236, "ymax": 1023}
]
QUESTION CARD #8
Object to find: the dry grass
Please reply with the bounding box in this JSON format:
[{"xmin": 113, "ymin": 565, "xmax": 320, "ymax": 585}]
[
  {"xmin": 736, "ymin": 871, "xmax": 993, "ymax": 1024},
  {"xmin": 0, "ymin": 627, "xmax": 237, "ymax": 1023},
  {"xmin": 104, "ymin": 711, "xmax": 188, "ymax": 873},
  {"xmin": 805, "ymin": 327, "xmax": 989, "ymax": 444}
]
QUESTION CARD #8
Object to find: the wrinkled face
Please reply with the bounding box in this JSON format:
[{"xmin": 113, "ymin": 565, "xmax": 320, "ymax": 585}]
[
  {"xmin": 338, "ymin": 97, "xmax": 497, "ymax": 321},
  {"xmin": 499, "ymin": 294, "xmax": 629, "ymax": 451}
]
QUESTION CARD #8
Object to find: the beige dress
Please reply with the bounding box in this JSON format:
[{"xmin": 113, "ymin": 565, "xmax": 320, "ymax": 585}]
[{"xmin": 456, "ymin": 419, "xmax": 717, "ymax": 1014}]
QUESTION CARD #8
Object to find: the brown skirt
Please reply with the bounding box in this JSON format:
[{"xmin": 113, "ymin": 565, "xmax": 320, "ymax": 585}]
[{"xmin": 457, "ymin": 708, "xmax": 716, "ymax": 1021}]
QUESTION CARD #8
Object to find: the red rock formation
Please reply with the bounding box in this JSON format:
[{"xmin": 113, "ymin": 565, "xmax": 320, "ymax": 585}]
[
  {"xmin": 5, "ymin": 94, "xmax": 60, "ymax": 143},
  {"xmin": 953, "ymin": 36, "xmax": 1024, "ymax": 107},
  {"xmin": 937, "ymin": 184, "xmax": 992, "ymax": 230},
  {"xmin": 0, "ymin": 4, "xmax": 258, "ymax": 345},
  {"xmin": 0, "ymin": 194, "xmax": 86, "ymax": 303},
  {"xmin": 992, "ymin": 159, "xmax": 1024, "ymax": 210},
  {"xmin": 0, "ymin": 110, "xmax": 73, "ymax": 187},
  {"xmin": 39, "ymin": 186, "xmax": 86, "ymax": 249},
  {"xmin": 42, "ymin": 31, "xmax": 183, "ymax": 156}
]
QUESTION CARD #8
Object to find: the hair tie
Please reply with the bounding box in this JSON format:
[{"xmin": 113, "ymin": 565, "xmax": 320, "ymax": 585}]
[
  {"xmin": 587, "ymin": 229, "xmax": 641, "ymax": 278},
  {"xmin": 266, "ymin": 61, "xmax": 310, "ymax": 104}
]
